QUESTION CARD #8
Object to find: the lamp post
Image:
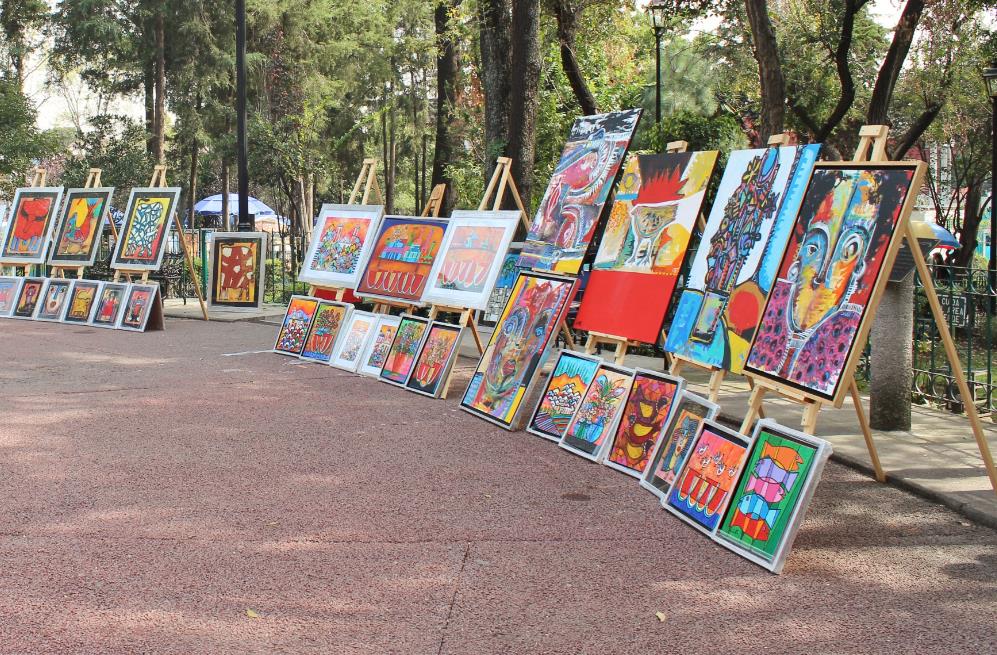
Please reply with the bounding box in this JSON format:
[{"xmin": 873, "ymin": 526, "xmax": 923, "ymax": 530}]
[
  {"xmin": 982, "ymin": 60, "xmax": 997, "ymax": 296},
  {"xmin": 648, "ymin": 1, "xmax": 668, "ymax": 126},
  {"xmin": 235, "ymin": 0, "xmax": 250, "ymax": 231}
]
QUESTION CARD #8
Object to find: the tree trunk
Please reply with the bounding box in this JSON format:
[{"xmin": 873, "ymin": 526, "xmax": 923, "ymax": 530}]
[
  {"xmin": 432, "ymin": 0, "xmax": 461, "ymax": 216},
  {"xmin": 553, "ymin": 0, "xmax": 597, "ymax": 116},
  {"xmin": 187, "ymin": 138, "xmax": 199, "ymax": 230},
  {"xmin": 144, "ymin": 59, "xmax": 155, "ymax": 157},
  {"xmin": 478, "ymin": 0, "xmax": 512, "ymax": 180},
  {"xmin": 154, "ymin": 11, "xmax": 166, "ymax": 164},
  {"xmin": 954, "ymin": 182, "xmax": 984, "ymax": 268},
  {"xmin": 221, "ymin": 159, "xmax": 230, "ymax": 231},
  {"xmin": 867, "ymin": 0, "xmax": 925, "ymax": 126},
  {"xmin": 870, "ymin": 274, "xmax": 914, "ymax": 431},
  {"xmin": 744, "ymin": 0, "xmax": 785, "ymax": 141},
  {"xmin": 506, "ymin": 0, "xmax": 542, "ymax": 209}
]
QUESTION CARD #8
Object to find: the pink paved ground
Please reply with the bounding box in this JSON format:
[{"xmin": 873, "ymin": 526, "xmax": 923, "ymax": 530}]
[{"xmin": 1, "ymin": 318, "xmax": 995, "ymax": 654}]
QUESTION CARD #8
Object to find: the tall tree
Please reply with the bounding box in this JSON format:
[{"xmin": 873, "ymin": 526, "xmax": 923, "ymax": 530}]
[
  {"xmin": 550, "ymin": 0, "xmax": 598, "ymax": 116},
  {"xmin": 0, "ymin": 0, "xmax": 47, "ymax": 88},
  {"xmin": 432, "ymin": 0, "xmax": 461, "ymax": 216},
  {"xmin": 743, "ymin": 0, "xmax": 786, "ymax": 140},
  {"xmin": 506, "ymin": 0, "xmax": 542, "ymax": 208}
]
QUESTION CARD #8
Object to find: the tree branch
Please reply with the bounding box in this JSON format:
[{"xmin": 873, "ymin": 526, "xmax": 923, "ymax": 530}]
[{"xmin": 890, "ymin": 101, "xmax": 943, "ymax": 160}]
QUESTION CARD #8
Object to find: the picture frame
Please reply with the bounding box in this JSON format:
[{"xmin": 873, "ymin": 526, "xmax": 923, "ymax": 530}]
[
  {"xmin": 48, "ymin": 187, "xmax": 114, "ymax": 268},
  {"xmin": 0, "ymin": 186, "xmax": 65, "ymax": 265},
  {"xmin": 526, "ymin": 350, "xmax": 603, "ymax": 442},
  {"xmin": 34, "ymin": 278, "xmax": 73, "ymax": 322},
  {"xmin": 404, "ymin": 321, "xmax": 464, "ymax": 398},
  {"xmin": 559, "ymin": 363, "xmax": 635, "ymax": 462},
  {"xmin": 601, "ymin": 369, "xmax": 685, "ymax": 478},
  {"xmin": 355, "ymin": 215, "xmax": 450, "ymax": 305},
  {"xmin": 357, "ymin": 314, "xmax": 402, "ymax": 378},
  {"xmin": 116, "ymin": 283, "xmax": 161, "ymax": 332},
  {"xmin": 378, "ymin": 314, "xmax": 432, "ymax": 386},
  {"xmin": 273, "ymin": 295, "xmax": 320, "ymax": 356},
  {"xmin": 89, "ymin": 282, "xmax": 130, "ymax": 328},
  {"xmin": 298, "ymin": 300, "xmax": 353, "ymax": 364},
  {"xmin": 329, "ymin": 310, "xmax": 378, "ymax": 372},
  {"xmin": 61, "ymin": 279, "xmax": 102, "ymax": 324},
  {"xmin": 206, "ymin": 231, "xmax": 268, "ymax": 309},
  {"xmin": 11, "ymin": 277, "xmax": 45, "ymax": 319},
  {"xmin": 110, "ymin": 186, "xmax": 183, "ymax": 271},
  {"xmin": 298, "ymin": 203, "xmax": 385, "ymax": 288},
  {"xmin": 639, "ymin": 390, "xmax": 720, "ymax": 501},
  {"xmin": 0, "ymin": 276, "xmax": 26, "ymax": 318}
]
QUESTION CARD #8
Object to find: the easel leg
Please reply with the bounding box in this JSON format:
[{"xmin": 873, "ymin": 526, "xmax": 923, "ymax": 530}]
[
  {"xmin": 560, "ymin": 324, "xmax": 575, "ymax": 350},
  {"xmin": 614, "ymin": 342, "xmax": 627, "ymax": 366},
  {"xmin": 801, "ymin": 401, "xmax": 820, "ymax": 435},
  {"xmin": 708, "ymin": 369, "xmax": 724, "ymax": 403},
  {"xmin": 741, "ymin": 385, "xmax": 766, "ymax": 433},
  {"xmin": 850, "ymin": 378, "xmax": 886, "ymax": 482},
  {"xmin": 746, "ymin": 377, "xmax": 766, "ymax": 419}
]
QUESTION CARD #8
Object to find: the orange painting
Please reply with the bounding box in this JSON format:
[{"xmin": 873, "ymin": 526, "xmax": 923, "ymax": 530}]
[{"xmin": 356, "ymin": 217, "xmax": 448, "ymax": 302}]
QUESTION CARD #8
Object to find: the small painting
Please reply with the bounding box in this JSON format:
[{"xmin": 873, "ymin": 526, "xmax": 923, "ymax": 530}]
[
  {"xmin": 35, "ymin": 279, "xmax": 72, "ymax": 321},
  {"xmin": 356, "ymin": 215, "xmax": 450, "ymax": 304},
  {"xmin": 0, "ymin": 187, "xmax": 64, "ymax": 264},
  {"xmin": 526, "ymin": 350, "xmax": 602, "ymax": 442},
  {"xmin": 379, "ymin": 314, "xmax": 431, "ymax": 385},
  {"xmin": 117, "ymin": 284, "xmax": 160, "ymax": 331},
  {"xmin": 299, "ymin": 300, "xmax": 352, "ymax": 364},
  {"xmin": 111, "ymin": 187, "xmax": 183, "ymax": 271},
  {"xmin": 0, "ymin": 276, "xmax": 25, "ymax": 317},
  {"xmin": 405, "ymin": 321, "xmax": 463, "ymax": 398},
  {"xmin": 62, "ymin": 280, "xmax": 101, "ymax": 324},
  {"xmin": 357, "ymin": 314, "xmax": 402, "ymax": 377},
  {"xmin": 208, "ymin": 232, "xmax": 267, "ymax": 308},
  {"xmin": 559, "ymin": 364, "xmax": 634, "ymax": 461},
  {"xmin": 298, "ymin": 204, "xmax": 384, "ymax": 288},
  {"xmin": 90, "ymin": 282, "xmax": 128, "ymax": 328},
  {"xmin": 49, "ymin": 187, "xmax": 113, "ymax": 267},
  {"xmin": 12, "ymin": 277, "xmax": 44, "ymax": 319},
  {"xmin": 640, "ymin": 391, "xmax": 719, "ymax": 501},
  {"xmin": 603, "ymin": 370, "xmax": 684, "ymax": 478},
  {"xmin": 330, "ymin": 310, "xmax": 378, "ymax": 371},
  {"xmin": 273, "ymin": 295, "xmax": 320, "ymax": 355}
]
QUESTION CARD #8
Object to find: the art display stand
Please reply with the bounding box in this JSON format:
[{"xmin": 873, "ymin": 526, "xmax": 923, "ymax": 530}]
[
  {"xmin": 420, "ymin": 183, "xmax": 446, "ymax": 218},
  {"xmin": 51, "ymin": 168, "xmax": 115, "ymax": 281},
  {"xmin": 739, "ymin": 124, "xmax": 997, "ymax": 495},
  {"xmin": 4, "ymin": 167, "xmax": 48, "ymax": 278}
]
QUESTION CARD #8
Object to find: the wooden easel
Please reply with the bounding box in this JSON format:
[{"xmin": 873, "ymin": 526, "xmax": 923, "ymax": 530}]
[
  {"xmin": 420, "ymin": 183, "xmax": 446, "ymax": 218},
  {"xmin": 51, "ymin": 168, "xmax": 112, "ymax": 281}
]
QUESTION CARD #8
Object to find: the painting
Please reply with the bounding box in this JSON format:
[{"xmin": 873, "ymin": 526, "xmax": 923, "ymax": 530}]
[
  {"xmin": 665, "ymin": 145, "xmax": 821, "ymax": 373},
  {"xmin": 665, "ymin": 420, "xmax": 753, "ymax": 535},
  {"xmin": 716, "ymin": 420, "xmax": 832, "ymax": 574},
  {"xmin": 603, "ymin": 370, "xmax": 684, "ymax": 478},
  {"xmin": 421, "ymin": 210, "xmax": 519, "ymax": 310},
  {"xmin": 298, "ymin": 204, "xmax": 384, "ymax": 288},
  {"xmin": 299, "ymin": 301, "xmax": 352, "ymax": 364},
  {"xmin": 49, "ymin": 187, "xmax": 113, "ymax": 267},
  {"xmin": 62, "ymin": 280, "xmax": 101, "ymax": 324},
  {"xmin": 379, "ymin": 314, "xmax": 430, "ymax": 385},
  {"xmin": 208, "ymin": 232, "xmax": 267, "ymax": 308},
  {"xmin": 355, "ymin": 215, "xmax": 450, "ymax": 304},
  {"xmin": 90, "ymin": 282, "xmax": 128, "ymax": 328},
  {"xmin": 0, "ymin": 187, "xmax": 64, "ymax": 264},
  {"xmin": 117, "ymin": 284, "xmax": 159, "ymax": 331},
  {"xmin": 273, "ymin": 295, "xmax": 320, "ymax": 355},
  {"xmin": 744, "ymin": 163, "xmax": 923, "ymax": 404},
  {"xmin": 12, "ymin": 277, "xmax": 44, "ymax": 319},
  {"xmin": 35, "ymin": 279, "xmax": 72, "ymax": 321},
  {"xmin": 518, "ymin": 109, "xmax": 642, "ymax": 274},
  {"xmin": 526, "ymin": 350, "xmax": 602, "ymax": 442},
  {"xmin": 111, "ymin": 187, "xmax": 182, "ymax": 271},
  {"xmin": 0, "ymin": 276, "xmax": 25, "ymax": 317},
  {"xmin": 482, "ymin": 246, "xmax": 523, "ymax": 324},
  {"xmin": 574, "ymin": 152, "xmax": 718, "ymax": 343},
  {"xmin": 640, "ymin": 391, "xmax": 719, "ymax": 501},
  {"xmin": 405, "ymin": 322, "xmax": 463, "ymax": 397},
  {"xmin": 330, "ymin": 310, "xmax": 378, "ymax": 371},
  {"xmin": 461, "ymin": 271, "xmax": 578, "ymax": 429},
  {"xmin": 357, "ymin": 314, "xmax": 402, "ymax": 377},
  {"xmin": 559, "ymin": 364, "xmax": 634, "ymax": 461}
]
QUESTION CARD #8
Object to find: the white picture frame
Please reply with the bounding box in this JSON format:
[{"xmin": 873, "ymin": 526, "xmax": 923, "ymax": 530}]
[
  {"xmin": 34, "ymin": 278, "xmax": 73, "ymax": 322},
  {"xmin": 0, "ymin": 186, "xmax": 65, "ymax": 265},
  {"xmin": 329, "ymin": 310, "xmax": 378, "ymax": 372},
  {"xmin": 60, "ymin": 279, "xmax": 102, "ymax": 324},
  {"xmin": 558, "ymin": 363, "xmax": 635, "ymax": 462},
  {"xmin": 89, "ymin": 282, "xmax": 130, "ymax": 329},
  {"xmin": 10, "ymin": 277, "xmax": 45, "ymax": 319},
  {"xmin": 639, "ymin": 391, "xmax": 720, "ymax": 501},
  {"xmin": 357, "ymin": 314, "xmax": 402, "ymax": 377},
  {"xmin": 48, "ymin": 187, "xmax": 114, "ymax": 268},
  {"xmin": 0, "ymin": 275, "xmax": 25, "ymax": 318},
  {"xmin": 111, "ymin": 187, "xmax": 183, "ymax": 271},
  {"xmin": 298, "ymin": 204, "xmax": 385, "ymax": 289},
  {"xmin": 116, "ymin": 283, "xmax": 161, "ymax": 332}
]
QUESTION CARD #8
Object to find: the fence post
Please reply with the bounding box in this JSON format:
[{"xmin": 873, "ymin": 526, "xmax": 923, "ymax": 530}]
[{"xmin": 870, "ymin": 275, "xmax": 915, "ymax": 430}]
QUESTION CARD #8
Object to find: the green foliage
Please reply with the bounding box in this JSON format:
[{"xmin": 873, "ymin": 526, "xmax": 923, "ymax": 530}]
[
  {"xmin": 0, "ymin": 79, "xmax": 59, "ymax": 197},
  {"xmin": 61, "ymin": 115, "xmax": 151, "ymax": 208}
]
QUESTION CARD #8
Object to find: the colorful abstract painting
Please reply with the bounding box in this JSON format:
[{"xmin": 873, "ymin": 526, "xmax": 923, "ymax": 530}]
[
  {"xmin": 0, "ymin": 276, "xmax": 24, "ymax": 317},
  {"xmin": 111, "ymin": 187, "xmax": 182, "ymax": 271},
  {"xmin": 641, "ymin": 391, "xmax": 718, "ymax": 501},
  {"xmin": 90, "ymin": 283, "xmax": 127, "ymax": 328},
  {"xmin": 665, "ymin": 145, "xmax": 821, "ymax": 373},
  {"xmin": 35, "ymin": 279, "xmax": 72, "ymax": 321},
  {"xmin": 526, "ymin": 351, "xmax": 601, "ymax": 442},
  {"xmin": 518, "ymin": 109, "xmax": 642, "ymax": 274},
  {"xmin": 744, "ymin": 164, "xmax": 921, "ymax": 403},
  {"xmin": 575, "ymin": 152, "xmax": 718, "ymax": 343},
  {"xmin": 0, "ymin": 187, "xmax": 64, "ymax": 264},
  {"xmin": 559, "ymin": 364, "xmax": 633, "ymax": 460},
  {"xmin": 379, "ymin": 315, "xmax": 430, "ymax": 385},
  {"xmin": 273, "ymin": 295, "xmax": 320, "ymax": 355},
  {"xmin": 208, "ymin": 232, "xmax": 266, "ymax": 308},
  {"xmin": 118, "ymin": 284, "xmax": 159, "ymax": 331},
  {"xmin": 665, "ymin": 421, "xmax": 752, "ymax": 535},
  {"xmin": 356, "ymin": 216, "xmax": 449, "ymax": 304},
  {"xmin": 482, "ymin": 247, "xmax": 523, "ymax": 324},
  {"xmin": 299, "ymin": 301, "xmax": 351, "ymax": 363},
  {"xmin": 604, "ymin": 371, "xmax": 683, "ymax": 477},
  {"xmin": 331, "ymin": 311, "xmax": 377, "ymax": 371},
  {"xmin": 358, "ymin": 315, "xmax": 402, "ymax": 377},
  {"xmin": 50, "ymin": 188, "xmax": 113, "ymax": 267},
  {"xmin": 406, "ymin": 322, "xmax": 463, "ymax": 397},
  {"xmin": 13, "ymin": 277, "xmax": 44, "ymax": 318},
  {"xmin": 461, "ymin": 271, "xmax": 578, "ymax": 429},
  {"xmin": 299, "ymin": 204, "xmax": 384, "ymax": 288},
  {"xmin": 63, "ymin": 280, "xmax": 100, "ymax": 323}
]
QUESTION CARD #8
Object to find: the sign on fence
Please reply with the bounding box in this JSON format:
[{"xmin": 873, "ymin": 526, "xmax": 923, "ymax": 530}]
[{"xmin": 938, "ymin": 293, "xmax": 968, "ymax": 327}]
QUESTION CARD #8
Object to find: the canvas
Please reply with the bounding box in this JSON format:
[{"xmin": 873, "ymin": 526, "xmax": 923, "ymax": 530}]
[
  {"xmin": 665, "ymin": 145, "xmax": 821, "ymax": 373},
  {"xmin": 603, "ymin": 370, "xmax": 684, "ymax": 478},
  {"xmin": 90, "ymin": 282, "xmax": 128, "ymax": 328},
  {"xmin": 560, "ymin": 364, "xmax": 634, "ymax": 461},
  {"xmin": 330, "ymin": 310, "xmax": 378, "ymax": 371},
  {"xmin": 575, "ymin": 152, "xmax": 718, "ymax": 343},
  {"xmin": 35, "ymin": 279, "xmax": 72, "ymax": 321},
  {"xmin": 298, "ymin": 204, "xmax": 384, "ymax": 288},
  {"xmin": 665, "ymin": 420, "xmax": 753, "ymax": 535},
  {"xmin": 0, "ymin": 187, "xmax": 64, "ymax": 264},
  {"xmin": 357, "ymin": 314, "xmax": 402, "ymax": 377},
  {"xmin": 526, "ymin": 350, "xmax": 602, "ymax": 442},
  {"xmin": 640, "ymin": 391, "xmax": 719, "ymax": 501},
  {"xmin": 716, "ymin": 420, "xmax": 832, "ymax": 574},
  {"xmin": 379, "ymin": 314, "xmax": 431, "ymax": 385},
  {"xmin": 207, "ymin": 232, "xmax": 266, "ymax": 308},
  {"xmin": 356, "ymin": 216, "xmax": 450, "ymax": 304},
  {"xmin": 117, "ymin": 284, "xmax": 159, "ymax": 331},
  {"xmin": 111, "ymin": 187, "xmax": 183, "ymax": 271},
  {"xmin": 421, "ymin": 210, "xmax": 519, "ymax": 310},
  {"xmin": 62, "ymin": 280, "xmax": 101, "ymax": 324},
  {"xmin": 299, "ymin": 301, "xmax": 352, "ymax": 364},
  {"xmin": 461, "ymin": 271, "xmax": 578, "ymax": 429},
  {"xmin": 12, "ymin": 277, "xmax": 44, "ymax": 319},
  {"xmin": 482, "ymin": 246, "xmax": 523, "ymax": 324},
  {"xmin": 518, "ymin": 109, "xmax": 641, "ymax": 274},
  {"xmin": 273, "ymin": 295, "xmax": 320, "ymax": 355},
  {"xmin": 0, "ymin": 276, "xmax": 25, "ymax": 317},
  {"xmin": 744, "ymin": 164, "xmax": 923, "ymax": 403},
  {"xmin": 405, "ymin": 322, "xmax": 463, "ymax": 397},
  {"xmin": 49, "ymin": 188, "xmax": 113, "ymax": 267}
]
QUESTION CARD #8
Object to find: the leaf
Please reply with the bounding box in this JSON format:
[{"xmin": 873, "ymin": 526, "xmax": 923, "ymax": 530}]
[
  {"xmin": 246, "ymin": 608, "xmax": 261, "ymax": 619},
  {"xmin": 655, "ymin": 611, "xmax": 667, "ymax": 622}
]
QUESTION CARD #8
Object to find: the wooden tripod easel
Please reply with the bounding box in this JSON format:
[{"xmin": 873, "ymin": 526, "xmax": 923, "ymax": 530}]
[
  {"xmin": 51, "ymin": 168, "xmax": 114, "ymax": 281},
  {"xmin": 420, "ymin": 183, "xmax": 446, "ymax": 218}
]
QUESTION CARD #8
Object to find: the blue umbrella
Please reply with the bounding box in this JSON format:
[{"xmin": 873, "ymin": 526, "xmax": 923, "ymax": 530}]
[{"xmin": 193, "ymin": 193, "xmax": 277, "ymax": 217}]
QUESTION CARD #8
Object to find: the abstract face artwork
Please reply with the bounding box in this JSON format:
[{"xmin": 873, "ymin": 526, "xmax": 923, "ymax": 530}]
[
  {"xmin": 273, "ymin": 296, "xmax": 320, "ymax": 355},
  {"xmin": 50, "ymin": 188, "xmax": 112, "ymax": 265},
  {"xmin": 13, "ymin": 277, "xmax": 44, "ymax": 318},
  {"xmin": 299, "ymin": 301, "xmax": 350, "ymax": 363},
  {"xmin": 745, "ymin": 164, "xmax": 920, "ymax": 402},
  {"xmin": 331, "ymin": 311, "xmax": 377, "ymax": 371},
  {"xmin": 0, "ymin": 276, "xmax": 24, "ymax": 316},
  {"xmin": 518, "ymin": 109, "xmax": 642, "ymax": 274},
  {"xmin": 575, "ymin": 152, "xmax": 718, "ymax": 343},
  {"xmin": 560, "ymin": 364, "xmax": 633, "ymax": 460},
  {"xmin": 527, "ymin": 351, "xmax": 601, "ymax": 441},
  {"xmin": 118, "ymin": 284, "xmax": 158, "ymax": 331},
  {"xmin": 461, "ymin": 271, "xmax": 577, "ymax": 429},
  {"xmin": 665, "ymin": 145, "xmax": 821, "ymax": 373},
  {"xmin": 298, "ymin": 205, "xmax": 383, "ymax": 287},
  {"xmin": 356, "ymin": 216, "xmax": 449, "ymax": 303},
  {"xmin": 63, "ymin": 281, "xmax": 100, "ymax": 323},
  {"xmin": 112, "ymin": 187, "xmax": 182, "ymax": 270},
  {"xmin": 379, "ymin": 315, "xmax": 430, "ymax": 385},
  {"xmin": 604, "ymin": 372, "xmax": 683, "ymax": 477},
  {"xmin": 1, "ymin": 188, "xmax": 64, "ymax": 263},
  {"xmin": 641, "ymin": 392, "xmax": 718, "ymax": 500},
  {"xmin": 91, "ymin": 283, "xmax": 128, "ymax": 327},
  {"xmin": 405, "ymin": 322, "xmax": 463, "ymax": 397},
  {"xmin": 209, "ymin": 232, "xmax": 266, "ymax": 308},
  {"xmin": 36, "ymin": 279, "xmax": 72, "ymax": 321}
]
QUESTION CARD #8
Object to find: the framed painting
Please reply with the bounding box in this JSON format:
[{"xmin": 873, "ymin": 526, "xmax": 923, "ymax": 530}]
[
  {"xmin": 111, "ymin": 187, "xmax": 183, "ymax": 271},
  {"xmin": 526, "ymin": 350, "xmax": 602, "ymax": 442},
  {"xmin": 602, "ymin": 370, "xmax": 685, "ymax": 478},
  {"xmin": 640, "ymin": 391, "xmax": 719, "ymax": 501},
  {"xmin": 89, "ymin": 282, "xmax": 129, "ymax": 328},
  {"xmin": 559, "ymin": 363, "xmax": 634, "ymax": 461},
  {"xmin": 0, "ymin": 187, "xmax": 64, "ymax": 264},
  {"xmin": 574, "ymin": 152, "xmax": 718, "ymax": 343},
  {"xmin": 299, "ymin": 204, "xmax": 385, "ymax": 288},
  {"xmin": 355, "ymin": 215, "xmax": 450, "ymax": 304},
  {"xmin": 664, "ymin": 420, "xmax": 754, "ymax": 536},
  {"xmin": 421, "ymin": 210, "xmax": 519, "ymax": 310},
  {"xmin": 378, "ymin": 314, "xmax": 431, "ymax": 386},
  {"xmin": 664, "ymin": 145, "xmax": 821, "ymax": 373},
  {"xmin": 117, "ymin": 284, "xmax": 160, "ymax": 331},
  {"xmin": 0, "ymin": 276, "xmax": 25, "ymax": 317},
  {"xmin": 744, "ymin": 162, "xmax": 925, "ymax": 405},
  {"xmin": 61, "ymin": 280, "xmax": 101, "ymax": 324},
  {"xmin": 207, "ymin": 231, "xmax": 267, "ymax": 309},
  {"xmin": 357, "ymin": 314, "xmax": 402, "ymax": 377},
  {"xmin": 273, "ymin": 295, "xmax": 320, "ymax": 356},
  {"xmin": 48, "ymin": 187, "xmax": 114, "ymax": 267},
  {"xmin": 299, "ymin": 300, "xmax": 352, "ymax": 364},
  {"xmin": 518, "ymin": 109, "xmax": 642, "ymax": 274},
  {"xmin": 715, "ymin": 420, "xmax": 832, "ymax": 574},
  {"xmin": 460, "ymin": 271, "xmax": 578, "ymax": 430},
  {"xmin": 405, "ymin": 321, "xmax": 464, "ymax": 398},
  {"xmin": 35, "ymin": 278, "xmax": 73, "ymax": 321},
  {"xmin": 482, "ymin": 246, "xmax": 524, "ymax": 324},
  {"xmin": 12, "ymin": 277, "xmax": 45, "ymax": 319},
  {"xmin": 330, "ymin": 310, "xmax": 378, "ymax": 371}
]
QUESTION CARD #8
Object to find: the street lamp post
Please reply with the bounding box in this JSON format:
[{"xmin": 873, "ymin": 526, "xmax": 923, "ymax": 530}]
[
  {"xmin": 982, "ymin": 61, "xmax": 997, "ymax": 297},
  {"xmin": 235, "ymin": 0, "xmax": 250, "ymax": 231},
  {"xmin": 648, "ymin": 1, "xmax": 668, "ymax": 126}
]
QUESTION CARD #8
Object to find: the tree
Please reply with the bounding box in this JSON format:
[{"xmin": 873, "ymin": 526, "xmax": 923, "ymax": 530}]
[
  {"xmin": 0, "ymin": 79, "xmax": 58, "ymax": 197},
  {"xmin": 744, "ymin": 0, "xmax": 786, "ymax": 140},
  {"xmin": 432, "ymin": 0, "xmax": 462, "ymax": 216},
  {"xmin": 0, "ymin": 0, "xmax": 47, "ymax": 89}
]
